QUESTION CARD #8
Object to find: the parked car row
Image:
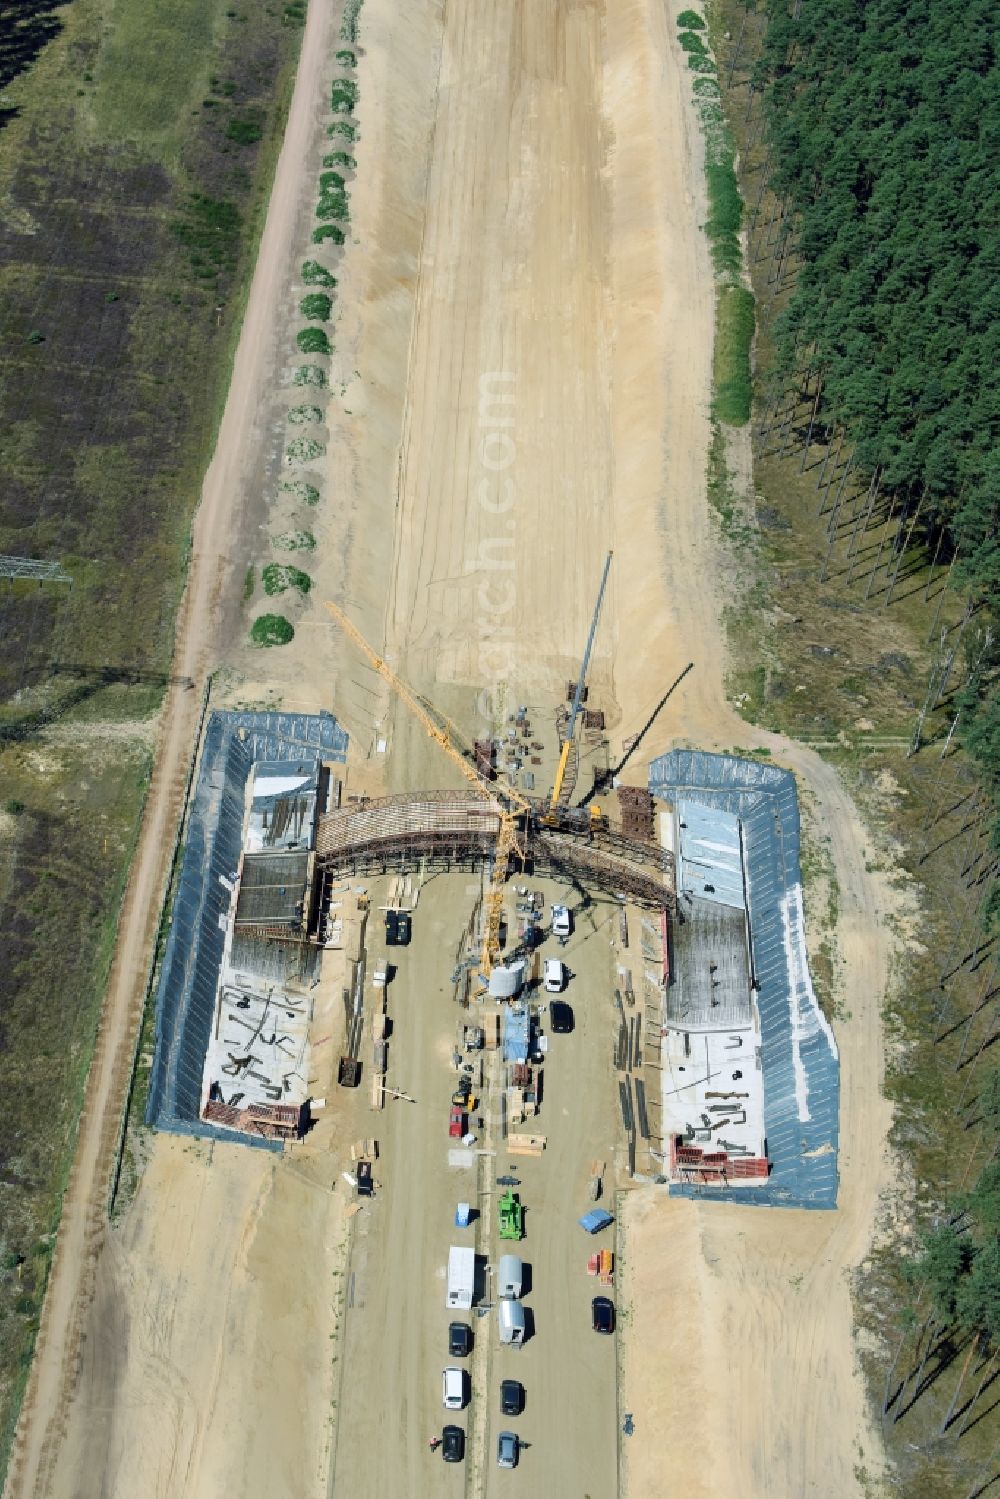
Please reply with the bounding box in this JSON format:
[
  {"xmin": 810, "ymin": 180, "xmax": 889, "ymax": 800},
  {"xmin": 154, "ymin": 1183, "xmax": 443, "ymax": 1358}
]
[{"xmin": 435, "ymin": 893, "xmax": 607, "ymax": 1473}]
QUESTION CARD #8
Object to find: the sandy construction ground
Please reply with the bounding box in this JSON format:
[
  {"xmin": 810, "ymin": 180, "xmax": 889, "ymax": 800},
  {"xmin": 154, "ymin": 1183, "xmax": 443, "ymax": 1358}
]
[
  {"xmin": 361, "ymin": 0, "xmax": 897, "ymax": 1485},
  {"xmin": 5, "ymin": 0, "xmax": 899, "ymax": 1488},
  {"xmin": 51, "ymin": 1139, "xmax": 345, "ymax": 1499}
]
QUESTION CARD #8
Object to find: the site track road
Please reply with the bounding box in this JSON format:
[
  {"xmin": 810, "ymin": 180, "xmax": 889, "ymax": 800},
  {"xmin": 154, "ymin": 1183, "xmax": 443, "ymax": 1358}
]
[{"xmin": 0, "ymin": 1, "xmax": 337, "ymax": 1493}]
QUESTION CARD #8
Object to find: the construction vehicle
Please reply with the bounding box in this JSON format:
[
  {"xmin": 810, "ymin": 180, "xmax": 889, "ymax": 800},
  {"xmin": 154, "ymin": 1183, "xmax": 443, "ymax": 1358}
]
[
  {"xmin": 546, "ymin": 550, "xmax": 613, "ymax": 821},
  {"xmin": 326, "ymin": 600, "xmax": 532, "ymax": 976},
  {"xmin": 324, "ymin": 594, "xmax": 674, "ymax": 968},
  {"xmin": 498, "ymin": 1188, "xmax": 524, "ymax": 1241}
]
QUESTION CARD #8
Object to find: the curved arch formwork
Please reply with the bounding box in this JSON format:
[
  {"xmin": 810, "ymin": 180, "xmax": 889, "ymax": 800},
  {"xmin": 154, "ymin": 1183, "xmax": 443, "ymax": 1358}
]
[{"xmin": 313, "ymin": 788, "xmax": 675, "ymax": 910}]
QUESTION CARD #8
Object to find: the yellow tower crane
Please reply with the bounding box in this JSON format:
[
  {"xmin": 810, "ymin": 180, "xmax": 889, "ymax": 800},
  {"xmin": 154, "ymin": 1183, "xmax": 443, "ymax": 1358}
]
[{"xmin": 325, "ymin": 600, "xmax": 532, "ymax": 976}]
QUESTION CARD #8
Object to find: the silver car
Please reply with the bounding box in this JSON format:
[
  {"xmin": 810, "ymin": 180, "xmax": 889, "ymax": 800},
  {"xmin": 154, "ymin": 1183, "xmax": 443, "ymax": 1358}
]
[
  {"xmin": 551, "ymin": 903, "xmax": 571, "ymax": 937},
  {"xmin": 497, "ymin": 1430, "xmax": 519, "ymax": 1469}
]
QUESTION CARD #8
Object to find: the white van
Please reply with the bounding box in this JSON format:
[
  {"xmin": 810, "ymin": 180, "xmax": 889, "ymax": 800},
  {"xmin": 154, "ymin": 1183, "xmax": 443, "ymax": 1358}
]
[
  {"xmin": 447, "ymin": 1244, "xmax": 475, "ymax": 1310},
  {"xmin": 497, "ymin": 1253, "xmax": 524, "ymax": 1299},
  {"xmin": 543, "ymin": 958, "xmax": 566, "ymax": 993},
  {"xmin": 498, "ymin": 1299, "xmax": 526, "ymax": 1347},
  {"xmin": 551, "ymin": 903, "xmax": 572, "ymax": 937},
  {"xmin": 442, "ymin": 1367, "xmax": 465, "ymax": 1409}
]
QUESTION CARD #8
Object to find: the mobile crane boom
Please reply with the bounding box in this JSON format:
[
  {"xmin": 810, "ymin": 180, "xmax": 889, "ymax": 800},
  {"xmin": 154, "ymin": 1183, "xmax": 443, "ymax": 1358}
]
[
  {"xmin": 325, "ymin": 600, "xmax": 530, "ymax": 974},
  {"xmin": 549, "ymin": 550, "xmax": 613, "ymax": 813}
]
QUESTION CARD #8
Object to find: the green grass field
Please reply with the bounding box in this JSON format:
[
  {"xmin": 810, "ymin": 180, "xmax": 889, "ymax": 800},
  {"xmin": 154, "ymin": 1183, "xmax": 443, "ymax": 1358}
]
[
  {"xmin": 0, "ymin": 0, "xmax": 304, "ymax": 1477},
  {"xmin": 91, "ymin": 0, "xmax": 225, "ymax": 162},
  {"xmin": 713, "ymin": 283, "xmax": 754, "ymax": 426}
]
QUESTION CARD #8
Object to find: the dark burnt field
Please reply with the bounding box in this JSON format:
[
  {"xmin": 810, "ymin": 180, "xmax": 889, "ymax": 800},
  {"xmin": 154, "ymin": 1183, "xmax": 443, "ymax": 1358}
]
[{"xmin": 0, "ymin": 0, "xmax": 304, "ymax": 1470}]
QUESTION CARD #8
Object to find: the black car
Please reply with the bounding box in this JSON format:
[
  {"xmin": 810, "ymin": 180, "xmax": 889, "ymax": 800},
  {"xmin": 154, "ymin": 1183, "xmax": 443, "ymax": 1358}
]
[
  {"xmin": 442, "ymin": 1425, "xmax": 465, "ymax": 1463},
  {"xmin": 523, "ymin": 921, "xmax": 542, "ymax": 951},
  {"xmin": 592, "ymin": 1295, "xmax": 615, "ymax": 1335},
  {"xmin": 500, "ymin": 1378, "xmax": 524, "ymax": 1416},
  {"xmin": 449, "ymin": 1321, "xmax": 473, "ymax": 1358},
  {"xmin": 549, "ymin": 1000, "xmax": 574, "ymax": 1034},
  {"xmin": 384, "ymin": 910, "xmax": 399, "ymax": 945},
  {"xmin": 396, "ymin": 910, "xmax": 411, "ymax": 945}
]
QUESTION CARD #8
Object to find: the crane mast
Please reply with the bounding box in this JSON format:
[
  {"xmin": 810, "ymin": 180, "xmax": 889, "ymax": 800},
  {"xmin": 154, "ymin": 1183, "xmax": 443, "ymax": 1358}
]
[{"xmin": 549, "ymin": 550, "xmax": 613, "ymax": 814}]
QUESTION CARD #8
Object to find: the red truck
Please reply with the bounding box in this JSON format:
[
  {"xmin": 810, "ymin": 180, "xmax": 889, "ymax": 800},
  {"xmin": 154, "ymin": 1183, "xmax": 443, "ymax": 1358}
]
[{"xmin": 449, "ymin": 1105, "xmax": 466, "ymax": 1139}]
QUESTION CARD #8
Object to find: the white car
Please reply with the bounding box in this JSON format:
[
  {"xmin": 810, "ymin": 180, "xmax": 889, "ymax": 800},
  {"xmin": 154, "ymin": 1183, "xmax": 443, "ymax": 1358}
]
[
  {"xmin": 551, "ymin": 903, "xmax": 572, "ymax": 938},
  {"xmin": 543, "ymin": 958, "xmax": 566, "ymax": 993},
  {"xmin": 443, "ymin": 1366, "xmax": 465, "ymax": 1410}
]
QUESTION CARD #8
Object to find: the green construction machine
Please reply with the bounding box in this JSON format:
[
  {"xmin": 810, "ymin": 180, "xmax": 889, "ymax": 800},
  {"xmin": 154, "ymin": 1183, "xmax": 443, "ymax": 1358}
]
[{"xmin": 498, "ymin": 1188, "xmax": 524, "ymax": 1241}]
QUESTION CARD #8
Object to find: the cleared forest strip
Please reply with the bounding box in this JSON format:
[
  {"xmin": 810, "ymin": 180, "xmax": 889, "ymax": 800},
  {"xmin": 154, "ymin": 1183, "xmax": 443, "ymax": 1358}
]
[{"xmin": 707, "ymin": 0, "xmax": 1000, "ymax": 1492}]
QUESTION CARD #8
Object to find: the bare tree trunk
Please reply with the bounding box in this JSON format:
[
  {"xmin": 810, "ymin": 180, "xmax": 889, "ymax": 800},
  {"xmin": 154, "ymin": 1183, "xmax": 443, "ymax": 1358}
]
[
  {"xmin": 897, "ymin": 1317, "xmax": 942, "ymax": 1420},
  {"xmin": 778, "ymin": 390, "xmax": 797, "ymax": 459},
  {"xmin": 728, "ymin": 13, "xmax": 748, "ymax": 86},
  {"xmin": 958, "ymin": 1350, "xmax": 1000, "ymax": 1436},
  {"xmin": 924, "ymin": 524, "xmax": 946, "ymax": 602},
  {"xmin": 759, "ymin": 376, "xmax": 788, "ymax": 445},
  {"xmin": 799, "ymin": 379, "xmax": 823, "ymax": 471},
  {"xmin": 927, "ymin": 546, "xmax": 962, "ymax": 643},
  {"xmin": 847, "ymin": 468, "xmax": 881, "ymax": 583},
  {"xmin": 864, "ymin": 494, "xmax": 898, "ymax": 602},
  {"xmin": 941, "ymin": 1338, "xmax": 979, "ymax": 1433},
  {"xmin": 774, "ymin": 231, "xmax": 793, "ymax": 291},
  {"xmin": 941, "ymin": 711, "xmax": 961, "ymax": 758},
  {"xmin": 886, "ymin": 485, "xmax": 927, "ymax": 607},
  {"xmin": 749, "ymin": 158, "xmax": 771, "ymax": 234},
  {"xmin": 825, "ymin": 443, "xmax": 853, "ymax": 519},
  {"xmin": 754, "ymin": 197, "xmax": 779, "ymax": 261},
  {"xmin": 936, "ymin": 601, "xmax": 974, "ymax": 704},
  {"xmin": 910, "ymin": 640, "xmax": 950, "ymax": 758},
  {"xmin": 883, "ymin": 1313, "xmax": 925, "ymax": 1418},
  {"xmin": 816, "ymin": 429, "xmax": 840, "ymax": 506}
]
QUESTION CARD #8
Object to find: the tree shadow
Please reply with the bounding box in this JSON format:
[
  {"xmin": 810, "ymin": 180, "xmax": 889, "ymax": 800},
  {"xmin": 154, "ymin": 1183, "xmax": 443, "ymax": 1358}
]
[
  {"xmin": 893, "ymin": 1329, "xmax": 971, "ymax": 1422},
  {"xmin": 0, "ymin": 5, "xmax": 66, "ymax": 135},
  {"xmin": 949, "ymin": 1362, "xmax": 1000, "ymax": 1431},
  {"xmin": 959, "ymin": 1392, "xmax": 1000, "ymax": 1441},
  {"xmin": 0, "ymin": 661, "xmax": 191, "ymax": 745}
]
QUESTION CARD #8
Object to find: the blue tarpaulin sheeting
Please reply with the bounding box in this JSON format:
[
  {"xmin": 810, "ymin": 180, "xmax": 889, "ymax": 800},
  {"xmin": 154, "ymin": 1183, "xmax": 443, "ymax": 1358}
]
[
  {"xmin": 145, "ymin": 709, "xmax": 347, "ymax": 1149},
  {"xmin": 650, "ymin": 750, "xmax": 841, "ymax": 1211},
  {"xmin": 502, "ymin": 1005, "xmax": 530, "ymax": 1064}
]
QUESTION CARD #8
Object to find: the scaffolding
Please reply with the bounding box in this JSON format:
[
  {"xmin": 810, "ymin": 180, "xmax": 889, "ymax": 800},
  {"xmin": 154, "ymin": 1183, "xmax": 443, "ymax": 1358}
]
[
  {"xmin": 317, "ymin": 790, "xmax": 510, "ymax": 863},
  {"xmin": 313, "ymin": 787, "xmax": 675, "ymax": 912}
]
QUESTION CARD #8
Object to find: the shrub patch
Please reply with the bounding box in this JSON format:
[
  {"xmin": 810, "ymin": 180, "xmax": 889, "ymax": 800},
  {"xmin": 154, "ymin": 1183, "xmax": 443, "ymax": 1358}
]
[
  {"xmin": 250, "ymin": 613, "xmax": 294, "ymax": 646},
  {"xmin": 262, "ymin": 563, "xmax": 312, "ymax": 596}
]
